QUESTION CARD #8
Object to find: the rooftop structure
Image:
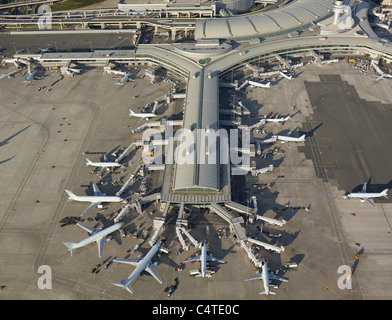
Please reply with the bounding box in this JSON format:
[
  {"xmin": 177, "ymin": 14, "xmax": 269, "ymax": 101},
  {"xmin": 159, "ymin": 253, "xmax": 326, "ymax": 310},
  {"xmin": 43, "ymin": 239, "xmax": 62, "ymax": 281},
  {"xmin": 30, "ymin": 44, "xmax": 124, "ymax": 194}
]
[{"xmin": 195, "ymin": 0, "xmax": 334, "ymax": 41}]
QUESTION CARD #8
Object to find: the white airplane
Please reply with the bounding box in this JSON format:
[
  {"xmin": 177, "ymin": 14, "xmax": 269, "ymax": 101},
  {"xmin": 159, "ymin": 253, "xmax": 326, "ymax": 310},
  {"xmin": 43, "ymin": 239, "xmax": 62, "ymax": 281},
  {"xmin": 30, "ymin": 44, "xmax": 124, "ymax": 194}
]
[
  {"xmin": 343, "ymin": 182, "xmax": 388, "ymax": 207},
  {"xmin": 264, "ymin": 114, "xmax": 291, "ymax": 125},
  {"xmin": 112, "ymin": 241, "xmax": 162, "ymax": 294},
  {"xmin": 0, "ymin": 70, "xmax": 19, "ymax": 79},
  {"xmin": 86, "ymin": 154, "xmax": 121, "ymax": 175},
  {"xmin": 248, "ymin": 80, "xmax": 271, "ymax": 88},
  {"xmin": 63, "ymin": 222, "xmax": 124, "ymax": 258},
  {"xmin": 272, "ymin": 127, "xmax": 305, "ymax": 147},
  {"xmin": 39, "ymin": 47, "xmax": 50, "ymax": 54},
  {"xmin": 115, "ymin": 72, "xmax": 134, "ymax": 85},
  {"xmin": 65, "ymin": 181, "xmax": 124, "ymax": 217},
  {"xmin": 129, "ymin": 108, "xmax": 157, "ymax": 123},
  {"xmin": 64, "ymin": 67, "xmax": 81, "ymax": 77},
  {"xmin": 183, "ymin": 240, "xmax": 225, "ymax": 278},
  {"xmin": 245, "ymin": 259, "xmax": 288, "ymax": 296},
  {"xmin": 105, "ymin": 69, "xmax": 126, "ymax": 76}
]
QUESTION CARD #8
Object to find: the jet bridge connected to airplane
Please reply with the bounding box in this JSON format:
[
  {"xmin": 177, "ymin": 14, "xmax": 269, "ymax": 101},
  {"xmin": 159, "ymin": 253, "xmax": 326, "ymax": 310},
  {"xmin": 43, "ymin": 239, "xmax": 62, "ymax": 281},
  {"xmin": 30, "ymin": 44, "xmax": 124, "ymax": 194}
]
[
  {"xmin": 149, "ymin": 200, "xmax": 169, "ymax": 246},
  {"xmin": 247, "ymin": 237, "xmax": 285, "ymax": 254},
  {"xmin": 276, "ymin": 55, "xmax": 292, "ymax": 69},
  {"xmin": 207, "ymin": 203, "xmax": 247, "ymax": 241},
  {"xmin": 240, "ymin": 241, "xmax": 262, "ymax": 268},
  {"xmin": 176, "ymin": 226, "xmax": 201, "ymax": 251},
  {"xmin": 115, "ymin": 142, "xmax": 136, "ymax": 163}
]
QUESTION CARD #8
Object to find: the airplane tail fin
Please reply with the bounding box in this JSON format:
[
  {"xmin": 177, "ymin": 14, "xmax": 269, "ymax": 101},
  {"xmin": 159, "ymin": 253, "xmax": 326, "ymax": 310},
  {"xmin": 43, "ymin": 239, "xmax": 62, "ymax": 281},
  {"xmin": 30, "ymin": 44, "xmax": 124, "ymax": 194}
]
[
  {"xmin": 63, "ymin": 241, "xmax": 77, "ymax": 256},
  {"xmin": 113, "ymin": 280, "xmax": 133, "ymax": 294},
  {"xmin": 260, "ymin": 290, "xmax": 276, "ymax": 295},
  {"xmin": 382, "ymin": 189, "xmax": 389, "ymax": 199},
  {"xmin": 300, "ymin": 134, "xmax": 306, "ymax": 140},
  {"xmin": 65, "ymin": 190, "xmax": 77, "ymax": 203},
  {"xmin": 86, "ymin": 158, "xmax": 93, "ymax": 166},
  {"xmin": 129, "ymin": 109, "xmax": 135, "ymax": 116}
]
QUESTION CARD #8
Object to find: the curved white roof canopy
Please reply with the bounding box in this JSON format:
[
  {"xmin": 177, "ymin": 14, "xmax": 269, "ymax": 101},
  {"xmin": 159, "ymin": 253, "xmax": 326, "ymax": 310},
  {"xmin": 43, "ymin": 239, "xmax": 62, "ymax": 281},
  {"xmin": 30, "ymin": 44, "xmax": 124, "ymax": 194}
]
[{"xmin": 195, "ymin": 0, "xmax": 334, "ymax": 40}]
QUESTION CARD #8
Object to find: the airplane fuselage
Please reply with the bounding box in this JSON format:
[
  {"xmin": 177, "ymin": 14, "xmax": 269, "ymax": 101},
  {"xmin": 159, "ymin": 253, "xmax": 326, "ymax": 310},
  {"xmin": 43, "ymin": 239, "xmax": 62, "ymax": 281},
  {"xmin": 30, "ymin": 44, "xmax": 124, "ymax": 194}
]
[
  {"xmin": 265, "ymin": 117, "xmax": 290, "ymax": 123},
  {"xmin": 200, "ymin": 242, "xmax": 208, "ymax": 278},
  {"xmin": 122, "ymin": 243, "xmax": 161, "ymax": 286},
  {"xmin": 274, "ymin": 134, "xmax": 305, "ymax": 142},
  {"xmin": 130, "ymin": 112, "xmax": 156, "ymax": 118},
  {"xmin": 72, "ymin": 195, "xmax": 123, "ymax": 203},
  {"xmin": 73, "ymin": 222, "xmax": 124, "ymax": 249},
  {"xmin": 261, "ymin": 263, "xmax": 271, "ymax": 295},
  {"xmin": 248, "ymin": 80, "xmax": 271, "ymax": 88},
  {"xmin": 344, "ymin": 192, "xmax": 386, "ymax": 199},
  {"xmin": 87, "ymin": 161, "xmax": 121, "ymax": 168}
]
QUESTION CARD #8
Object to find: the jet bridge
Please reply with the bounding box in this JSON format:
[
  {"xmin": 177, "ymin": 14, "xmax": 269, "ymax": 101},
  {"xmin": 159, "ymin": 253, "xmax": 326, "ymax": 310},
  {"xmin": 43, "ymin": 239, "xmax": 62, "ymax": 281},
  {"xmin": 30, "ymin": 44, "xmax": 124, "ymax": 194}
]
[
  {"xmin": 276, "ymin": 55, "xmax": 292, "ymax": 69},
  {"xmin": 224, "ymin": 201, "xmax": 256, "ymax": 216},
  {"xmin": 176, "ymin": 226, "xmax": 201, "ymax": 251},
  {"xmin": 114, "ymin": 203, "xmax": 131, "ymax": 223},
  {"xmin": 247, "ymin": 237, "xmax": 285, "ymax": 254},
  {"xmin": 208, "ymin": 203, "xmax": 246, "ymax": 241},
  {"xmin": 115, "ymin": 142, "xmax": 136, "ymax": 163},
  {"xmin": 240, "ymin": 241, "xmax": 262, "ymax": 268}
]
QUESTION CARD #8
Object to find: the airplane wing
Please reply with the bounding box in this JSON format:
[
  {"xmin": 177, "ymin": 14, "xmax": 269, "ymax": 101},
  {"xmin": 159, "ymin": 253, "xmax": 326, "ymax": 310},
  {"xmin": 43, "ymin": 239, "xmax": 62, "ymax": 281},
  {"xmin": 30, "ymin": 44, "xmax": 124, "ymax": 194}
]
[
  {"xmin": 207, "ymin": 254, "xmax": 225, "ymax": 264},
  {"xmin": 184, "ymin": 255, "xmax": 201, "ymax": 263},
  {"xmin": 269, "ymin": 272, "xmax": 288, "ymax": 282},
  {"xmin": 361, "ymin": 183, "xmax": 367, "ymax": 193},
  {"xmin": 92, "ymin": 181, "xmax": 103, "ymax": 196},
  {"xmin": 97, "ymin": 236, "xmax": 106, "ymax": 258},
  {"xmin": 362, "ymin": 197, "xmax": 376, "ymax": 208},
  {"xmin": 77, "ymin": 223, "xmax": 100, "ymax": 235},
  {"xmin": 80, "ymin": 201, "xmax": 101, "ymax": 217},
  {"xmin": 245, "ymin": 273, "xmax": 262, "ymax": 281},
  {"xmin": 113, "ymin": 257, "xmax": 142, "ymax": 267},
  {"xmin": 284, "ymin": 140, "xmax": 290, "ymax": 148},
  {"xmin": 103, "ymin": 154, "xmax": 108, "ymax": 162},
  {"xmin": 145, "ymin": 262, "xmax": 162, "ymax": 283},
  {"xmin": 286, "ymin": 127, "xmax": 295, "ymax": 137}
]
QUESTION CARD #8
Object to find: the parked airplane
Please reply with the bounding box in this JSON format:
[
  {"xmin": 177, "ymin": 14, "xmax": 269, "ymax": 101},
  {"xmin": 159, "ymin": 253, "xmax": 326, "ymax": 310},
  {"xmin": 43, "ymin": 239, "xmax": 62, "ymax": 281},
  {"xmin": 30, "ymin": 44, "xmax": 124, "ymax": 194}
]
[
  {"xmin": 183, "ymin": 240, "xmax": 226, "ymax": 278},
  {"xmin": 39, "ymin": 47, "xmax": 50, "ymax": 54},
  {"xmin": 112, "ymin": 241, "xmax": 163, "ymax": 294},
  {"xmin": 343, "ymin": 182, "xmax": 388, "ymax": 207},
  {"xmin": 64, "ymin": 67, "xmax": 81, "ymax": 77},
  {"xmin": 24, "ymin": 71, "xmax": 38, "ymax": 83},
  {"xmin": 129, "ymin": 108, "xmax": 157, "ymax": 122},
  {"xmin": 0, "ymin": 70, "xmax": 19, "ymax": 79},
  {"xmin": 245, "ymin": 259, "xmax": 288, "ymax": 296},
  {"xmin": 65, "ymin": 181, "xmax": 124, "ymax": 216},
  {"xmin": 115, "ymin": 72, "xmax": 134, "ymax": 85},
  {"xmin": 272, "ymin": 127, "xmax": 305, "ymax": 147},
  {"xmin": 371, "ymin": 59, "xmax": 392, "ymax": 81},
  {"xmin": 264, "ymin": 114, "xmax": 291, "ymax": 125},
  {"xmin": 63, "ymin": 222, "xmax": 124, "ymax": 258},
  {"xmin": 248, "ymin": 80, "xmax": 271, "ymax": 88},
  {"xmin": 86, "ymin": 154, "xmax": 121, "ymax": 175}
]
